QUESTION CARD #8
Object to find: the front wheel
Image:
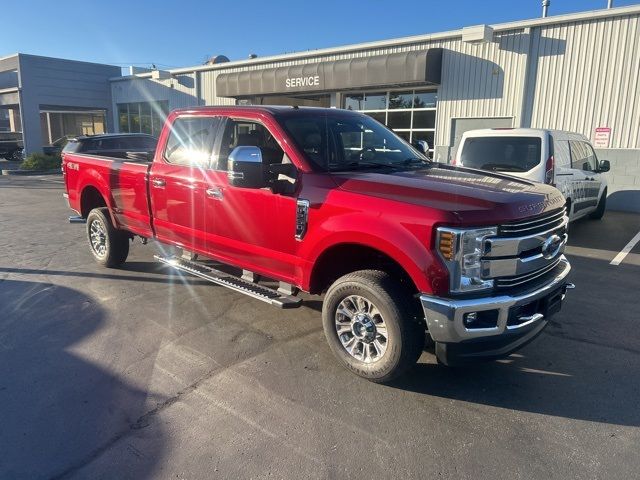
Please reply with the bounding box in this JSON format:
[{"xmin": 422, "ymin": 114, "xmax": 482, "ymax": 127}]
[
  {"xmin": 589, "ymin": 189, "xmax": 607, "ymax": 220},
  {"xmin": 86, "ymin": 207, "xmax": 129, "ymax": 267},
  {"xmin": 322, "ymin": 270, "xmax": 424, "ymax": 383}
]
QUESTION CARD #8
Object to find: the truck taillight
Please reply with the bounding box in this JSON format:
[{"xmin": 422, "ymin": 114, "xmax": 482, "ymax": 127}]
[{"xmin": 544, "ymin": 154, "xmax": 554, "ymax": 185}]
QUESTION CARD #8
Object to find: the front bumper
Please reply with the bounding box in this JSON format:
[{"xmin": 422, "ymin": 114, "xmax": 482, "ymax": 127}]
[{"xmin": 420, "ymin": 256, "xmax": 572, "ymax": 365}]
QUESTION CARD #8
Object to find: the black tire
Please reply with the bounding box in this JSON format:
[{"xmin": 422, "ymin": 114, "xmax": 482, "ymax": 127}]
[
  {"xmin": 86, "ymin": 207, "xmax": 129, "ymax": 267},
  {"xmin": 322, "ymin": 270, "xmax": 424, "ymax": 383},
  {"xmin": 589, "ymin": 189, "xmax": 607, "ymax": 220}
]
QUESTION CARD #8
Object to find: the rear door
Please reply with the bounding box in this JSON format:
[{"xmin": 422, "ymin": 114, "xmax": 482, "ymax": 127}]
[{"xmin": 149, "ymin": 114, "xmax": 221, "ymax": 252}]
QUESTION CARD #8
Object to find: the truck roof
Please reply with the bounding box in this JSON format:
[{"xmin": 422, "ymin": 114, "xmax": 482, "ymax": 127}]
[{"xmin": 171, "ymin": 105, "xmax": 360, "ymax": 118}]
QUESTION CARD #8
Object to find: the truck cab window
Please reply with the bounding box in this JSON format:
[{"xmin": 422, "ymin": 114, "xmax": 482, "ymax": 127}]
[
  {"xmin": 216, "ymin": 119, "xmax": 285, "ymax": 170},
  {"xmin": 164, "ymin": 117, "xmax": 217, "ymax": 166}
]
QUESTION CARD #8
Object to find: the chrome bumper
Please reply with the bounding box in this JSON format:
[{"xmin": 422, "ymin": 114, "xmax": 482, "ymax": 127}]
[{"xmin": 421, "ymin": 256, "xmax": 572, "ymax": 344}]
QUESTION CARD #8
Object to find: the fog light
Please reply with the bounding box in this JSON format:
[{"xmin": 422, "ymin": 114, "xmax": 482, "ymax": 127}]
[
  {"xmin": 463, "ymin": 312, "xmax": 478, "ymax": 327},
  {"xmin": 463, "ymin": 310, "xmax": 499, "ymax": 329}
]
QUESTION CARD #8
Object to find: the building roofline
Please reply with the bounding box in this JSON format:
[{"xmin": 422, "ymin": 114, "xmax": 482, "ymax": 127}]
[
  {"xmin": 110, "ymin": 4, "xmax": 640, "ymax": 82},
  {"xmin": 1, "ymin": 52, "xmax": 120, "ymax": 70},
  {"xmin": 0, "ymin": 53, "xmax": 19, "ymax": 62}
]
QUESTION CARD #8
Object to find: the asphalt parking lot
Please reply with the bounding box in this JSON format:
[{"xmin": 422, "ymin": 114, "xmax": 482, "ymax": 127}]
[{"xmin": 1, "ymin": 175, "xmax": 639, "ymax": 479}]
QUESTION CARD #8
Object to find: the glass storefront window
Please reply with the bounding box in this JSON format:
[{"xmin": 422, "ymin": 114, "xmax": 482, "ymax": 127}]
[
  {"xmin": 117, "ymin": 101, "xmax": 168, "ymax": 136},
  {"xmin": 364, "ymin": 112, "xmax": 386, "ymax": 124},
  {"xmin": 413, "ymin": 91, "xmax": 437, "ymax": 108},
  {"xmin": 363, "ymin": 92, "xmax": 387, "ymax": 110},
  {"xmin": 342, "ymin": 88, "xmax": 437, "ymax": 152},
  {"xmin": 413, "ymin": 110, "xmax": 436, "ymax": 129},
  {"xmin": 387, "ymin": 111, "xmax": 411, "ymax": 129},
  {"xmin": 388, "ymin": 91, "xmax": 413, "ymax": 109},
  {"xmin": 344, "ymin": 94, "xmax": 365, "ymax": 111}
]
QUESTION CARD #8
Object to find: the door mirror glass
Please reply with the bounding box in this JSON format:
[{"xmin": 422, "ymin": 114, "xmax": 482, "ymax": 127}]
[
  {"xmin": 412, "ymin": 140, "xmax": 430, "ymax": 156},
  {"xmin": 228, "ymin": 146, "xmax": 267, "ymax": 188},
  {"xmin": 598, "ymin": 159, "xmax": 610, "ymax": 172}
]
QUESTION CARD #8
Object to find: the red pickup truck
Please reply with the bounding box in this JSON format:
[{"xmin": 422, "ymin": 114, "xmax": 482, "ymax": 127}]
[{"xmin": 63, "ymin": 106, "xmax": 573, "ymax": 382}]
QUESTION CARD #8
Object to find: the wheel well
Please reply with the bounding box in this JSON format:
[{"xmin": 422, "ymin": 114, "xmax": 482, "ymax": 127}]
[
  {"xmin": 309, "ymin": 244, "xmax": 419, "ymax": 295},
  {"xmin": 80, "ymin": 186, "xmax": 107, "ymax": 218}
]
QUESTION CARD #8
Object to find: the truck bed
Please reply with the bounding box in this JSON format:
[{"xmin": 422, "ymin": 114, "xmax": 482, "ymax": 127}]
[{"xmin": 63, "ymin": 153, "xmax": 153, "ymax": 238}]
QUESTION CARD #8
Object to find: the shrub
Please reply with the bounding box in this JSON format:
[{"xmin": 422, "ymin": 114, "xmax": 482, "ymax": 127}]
[{"xmin": 20, "ymin": 153, "xmax": 62, "ymax": 171}]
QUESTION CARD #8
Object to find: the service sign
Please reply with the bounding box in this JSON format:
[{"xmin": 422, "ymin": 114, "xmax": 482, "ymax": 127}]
[
  {"xmin": 285, "ymin": 75, "xmax": 321, "ymax": 89},
  {"xmin": 594, "ymin": 127, "xmax": 611, "ymax": 148}
]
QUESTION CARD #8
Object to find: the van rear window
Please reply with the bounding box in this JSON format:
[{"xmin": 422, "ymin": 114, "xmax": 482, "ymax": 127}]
[{"xmin": 461, "ymin": 136, "xmax": 541, "ymax": 172}]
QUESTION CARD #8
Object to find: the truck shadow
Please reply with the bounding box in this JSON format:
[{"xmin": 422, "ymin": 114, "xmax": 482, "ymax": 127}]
[
  {"xmin": 391, "ymin": 251, "xmax": 640, "ymax": 428},
  {"xmin": 0, "ymin": 280, "xmax": 166, "ymax": 478}
]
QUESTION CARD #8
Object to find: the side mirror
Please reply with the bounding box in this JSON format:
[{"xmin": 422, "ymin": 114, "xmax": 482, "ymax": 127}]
[
  {"xmin": 412, "ymin": 140, "xmax": 429, "ymax": 154},
  {"xmin": 598, "ymin": 159, "xmax": 610, "ymax": 172},
  {"xmin": 228, "ymin": 146, "xmax": 267, "ymax": 188},
  {"xmin": 412, "ymin": 140, "xmax": 431, "ymax": 160},
  {"xmin": 582, "ymin": 161, "xmax": 591, "ymax": 172}
]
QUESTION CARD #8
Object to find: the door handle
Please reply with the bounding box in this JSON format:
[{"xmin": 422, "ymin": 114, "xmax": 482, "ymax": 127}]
[
  {"xmin": 151, "ymin": 178, "xmax": 166, "ymax": 188},
  {"xmin": 206, "ymin": 187, "xmax": 223, "ymax": 200}
]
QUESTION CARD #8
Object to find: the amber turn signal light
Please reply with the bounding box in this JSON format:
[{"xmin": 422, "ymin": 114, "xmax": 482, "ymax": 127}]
[{"xmin": 438, "ymin": 231, "xmax": 456, "ymax": 261}]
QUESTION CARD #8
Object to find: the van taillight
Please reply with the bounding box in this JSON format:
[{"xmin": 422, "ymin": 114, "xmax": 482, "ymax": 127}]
[{"xmin": 545, "ymin": 155, "xmax": 554, "ymax": 185}]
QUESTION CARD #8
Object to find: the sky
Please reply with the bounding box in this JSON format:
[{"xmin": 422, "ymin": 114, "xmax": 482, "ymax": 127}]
[{"xmin": 2, "ymin": 0, "xmax": 638, "ymax": 71}]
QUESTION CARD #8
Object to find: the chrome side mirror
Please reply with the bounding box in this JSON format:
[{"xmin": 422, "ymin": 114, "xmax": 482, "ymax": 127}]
[{"xmin": 228, "ymin": 146, "xmax": 267, "ymax": 188}]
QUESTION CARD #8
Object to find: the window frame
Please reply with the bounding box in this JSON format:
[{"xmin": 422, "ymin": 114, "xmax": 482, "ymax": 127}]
[{"xmin": 212, "ymin": 116, "xmax": 289, "ymax": 172}]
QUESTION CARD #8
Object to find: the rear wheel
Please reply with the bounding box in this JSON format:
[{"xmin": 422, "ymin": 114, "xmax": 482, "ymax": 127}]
[
  {"xmin": 86, "ymin": 207, "xmax": 129, "ymax": 267},
  {"xmin": 589, "ymin": 189, "xmax": 607, "ymax": 220},
  {"xmin": 322, "ymin": 270, "xmax": 424, "ymax": 383}
]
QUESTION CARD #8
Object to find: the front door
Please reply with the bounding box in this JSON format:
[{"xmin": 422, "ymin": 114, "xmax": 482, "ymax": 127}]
[
  {"xmin": 568, "ymin": 140, "xmax": 602, "ymax": 217},
  {"xmin": 205, "ymin": 117, "xmax": 299, "ymax": 282}
]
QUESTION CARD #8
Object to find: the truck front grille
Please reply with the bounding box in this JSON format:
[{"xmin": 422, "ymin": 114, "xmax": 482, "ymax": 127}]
[
  {"xmin": 495, "ymin": 257, "xmax": 563, "ymax": 289},
  {"xmin": 498, "ymin": 207, "xmax": 566, "ymax": 237}
]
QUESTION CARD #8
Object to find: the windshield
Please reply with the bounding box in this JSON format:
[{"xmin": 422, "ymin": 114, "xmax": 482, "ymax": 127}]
[
  {"xmin": 460, "ymin": 136, "xmax": 542, "ymax": 172},
  {"xmin": 279, "ymin": 112, "xmax": 428, "ymax": 172}
]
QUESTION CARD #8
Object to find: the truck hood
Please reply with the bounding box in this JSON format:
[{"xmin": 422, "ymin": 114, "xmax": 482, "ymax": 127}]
[{"xmin": 330, "ymin": 165, "xmax": 566, "ymax": 225}]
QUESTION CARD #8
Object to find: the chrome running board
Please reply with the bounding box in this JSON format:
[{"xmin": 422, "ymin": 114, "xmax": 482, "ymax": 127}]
[{"xmin": 155, "ymin": 255, "xmax": 302, "ymax": 309}]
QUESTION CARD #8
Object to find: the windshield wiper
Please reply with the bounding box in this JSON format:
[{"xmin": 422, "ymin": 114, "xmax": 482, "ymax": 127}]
[
  {"xmin": 332, "ymin": 161, "xmax": 391, "ymax": 172},
  {"xmin": 401, "ymin": 157, "xmax": 432, "ymax": 167}
]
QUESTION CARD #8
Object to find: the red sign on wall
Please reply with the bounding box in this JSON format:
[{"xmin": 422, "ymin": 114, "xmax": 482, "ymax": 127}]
[{"xmin": 594, "ymin": 127, "xmax": 611, "ymax": 148}]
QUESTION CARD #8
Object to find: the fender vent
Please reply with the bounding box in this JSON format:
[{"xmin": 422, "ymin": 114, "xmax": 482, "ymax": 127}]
[{"xmin": 295, "ymin": 199, "xmax": 309, "ymax": 240}]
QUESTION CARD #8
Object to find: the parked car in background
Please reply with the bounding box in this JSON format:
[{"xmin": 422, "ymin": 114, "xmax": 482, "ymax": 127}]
[
  {"xmin": 61, "ymin": 133, "xmax": 157, "ymax": 160},
  {"xmin": 0, "ymin": 132, "xmax": 24, "ymax": 161},
  {"xmin": 42, "ymin": 135, "xmax": 75, "ymax": 156},
  {"xmin": 455, "ymin": 128, "xmax": 610, "ymax": 221}
]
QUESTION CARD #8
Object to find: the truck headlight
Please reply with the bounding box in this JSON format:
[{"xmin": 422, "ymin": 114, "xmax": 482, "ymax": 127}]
[{"xmin": 436, "ymin": 226, "xmax": 497, "ymax": 293}]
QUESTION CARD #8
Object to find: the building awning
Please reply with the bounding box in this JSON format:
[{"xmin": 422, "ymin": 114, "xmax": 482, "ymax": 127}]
[{"xmin": 215, "ymin": 49, "xmax": 443, "ymax": 97}]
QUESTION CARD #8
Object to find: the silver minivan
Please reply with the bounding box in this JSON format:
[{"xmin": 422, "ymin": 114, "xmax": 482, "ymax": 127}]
[{"xmin": 455, "ymin": 128, "xmax": 610, "ymax": 221}]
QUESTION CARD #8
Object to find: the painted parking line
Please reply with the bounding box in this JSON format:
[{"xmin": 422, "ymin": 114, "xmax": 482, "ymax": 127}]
[{"xmin": 610, "ymin": 230, "xmax": 640, "ymax": 266}]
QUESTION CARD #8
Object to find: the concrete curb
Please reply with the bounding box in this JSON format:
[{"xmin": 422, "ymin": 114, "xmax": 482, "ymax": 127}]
[{"xmin": 1, "ymin": 168, "xmax": 61, "ymax": 176}]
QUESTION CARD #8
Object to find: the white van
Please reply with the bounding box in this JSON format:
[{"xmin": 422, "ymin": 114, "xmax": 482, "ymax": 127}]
[{"xmin": 455, "ymin": 128, "xmax": 610, "ymax": 221}]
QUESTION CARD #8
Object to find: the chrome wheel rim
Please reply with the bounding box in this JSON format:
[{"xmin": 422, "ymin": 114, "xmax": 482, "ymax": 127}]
[
  {"xmin": 89, "ymin": 219, "xmax": 107, "ymax": 257},
  {"xmin": 335, "ymin": 295, "xmax": 388, "ymax": 363}
]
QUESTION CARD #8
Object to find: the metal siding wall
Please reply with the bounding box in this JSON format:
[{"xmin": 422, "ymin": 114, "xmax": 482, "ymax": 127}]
[
  {"xmin": 529, "ymin": 14, "xmax": 640, "ymax": 148},
  {"xmin": 200, "ymin": 70, "xmax": 236, "ymax": 106},
  {"xmin": 204, "ymin": 31, "xmax": 527, "ymax": 150},
  {"xmin": 111, "ymin": 74, "xmax": 200, "ymax": 111}
]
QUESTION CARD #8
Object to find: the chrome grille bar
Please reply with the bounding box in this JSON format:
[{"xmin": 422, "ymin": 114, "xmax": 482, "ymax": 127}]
[
  {"xmin": 496, "ymin": 257, "xmax": 563, "ymax": 288},
  {"xmin": 499, "ymin": 208, "xmax": 566, "ymax": 236}
]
